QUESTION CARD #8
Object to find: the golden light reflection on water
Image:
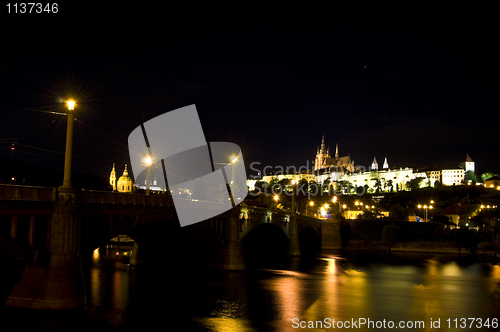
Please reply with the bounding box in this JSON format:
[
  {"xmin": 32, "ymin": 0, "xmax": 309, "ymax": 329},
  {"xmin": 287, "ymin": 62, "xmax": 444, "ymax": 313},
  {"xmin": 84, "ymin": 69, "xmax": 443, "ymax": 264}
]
[
  {"xmin": 84, "ymin": 251, "xmax": 500, "ymax": 331},
  {"xmin": 93, "ymin": 248, "xmax": 99, "ymax": 260},
  {"xmin": 199, "ymin": 318, "xmax": 253, "ymax": 332},
  {"xmin": 274, "ymin": 274, "xmax": 301, "ymax": 323},
  {"xmin": 441, "ymin": 262, "xmax": 463, "ymax": 277},
  {"xmin": 90, "ymin": 248, "xmax": 130, "ymax": 309},
  {"xmin": 427, "ymin": 259, "xmax": 438, "ymax": 276},
  {"xmin": 490, "ymin": 265, "xmax": 500, "ymax": 280}
]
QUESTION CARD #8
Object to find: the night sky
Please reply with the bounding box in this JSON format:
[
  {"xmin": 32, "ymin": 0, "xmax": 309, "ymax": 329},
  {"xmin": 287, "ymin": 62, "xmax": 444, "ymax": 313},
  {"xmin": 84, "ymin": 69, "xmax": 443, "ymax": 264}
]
[{"xmin": 1, "ymin": 2, "xmax": 499, "ymax": 181}]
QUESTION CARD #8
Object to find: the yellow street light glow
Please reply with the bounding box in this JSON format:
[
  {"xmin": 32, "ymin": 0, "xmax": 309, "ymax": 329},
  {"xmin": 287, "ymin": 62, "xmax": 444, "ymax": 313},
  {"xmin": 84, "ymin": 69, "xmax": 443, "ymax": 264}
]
[
  {"xmin": 423, "ymin": 205, "xmax": 427, "ymax": 209},
  {"xmin": 145, "ymin": 156, "xmax": 152, "ymax": 166},
  {"xmin": 429, "ymin": 206, "xmax": 433, "ymax": 209},
  {"xmin": 430, "ymin": 200, "xmax": 434, "ymax": 204},
  {"xmin": 355, "ymin": 201, "xmax": 359, "ymax": 206},
  {"xmin": 309, "ymin": 201, "xmax": 314, "ymax": 206},
  {"xmin": 274, "ymin": 195, "xmax": 279, "ymax": 201},
  {"xmin": 291, "ymin": 180, "xmax": 296, "ymax": 185},
  {"xmin": 320, "ymin": 207, "xmax": 325, "ymax": 211},
  {"xmin": 418, "ymin": 204, "xmax": 422, "ymax": 208},
  {"xmin": 372, "ymin": 205, "xmax": 375, "ymax": 208},
  {"xmin": 66, "ymin": 100, "xmax": 75, "ymax": 110},
  {"xmin": 324, "ymin": 204, "xmax": 329, "ymax": 209},
  {"xmin": 342, "ymin": 204, "xmax": 347, "ymax": 209},
  {"xmin": 332, "ymin": 196, "xmax": 338, "ymax": 202},
  {"xmin": 481, "ymin": 205, "xmax": 485, "ymax": 209}
]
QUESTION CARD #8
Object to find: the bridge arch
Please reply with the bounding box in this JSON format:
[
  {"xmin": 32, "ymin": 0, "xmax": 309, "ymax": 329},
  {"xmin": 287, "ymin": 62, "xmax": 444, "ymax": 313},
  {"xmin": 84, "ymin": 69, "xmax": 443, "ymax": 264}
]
[
  {"xmin": 241, "ymin": 222, "xmax": 290, "ymax": 256},
  {"xmin": 297, "ymin": 225, "xmax": 322, "ymax": 254}
]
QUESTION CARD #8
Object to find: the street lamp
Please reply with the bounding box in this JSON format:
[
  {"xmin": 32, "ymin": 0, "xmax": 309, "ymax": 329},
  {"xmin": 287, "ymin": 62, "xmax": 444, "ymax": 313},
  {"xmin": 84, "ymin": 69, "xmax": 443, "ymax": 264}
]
[
  {"xmin": 144, "ymin": 155, "xmax": 153, "ymax": 195},
  {"xmin": 60, "ymin": 100, "xmax": 76, "ymax": 189},
  {"xmin": 291, "ymin": 180, "xmax": 297, "ymax": 213},
  {"xmin": 306, "ymin": 201, "xmax": 314, "ymax": 216},
  {"xmin": 417, "ymin": 203, "xmax": 433, "ymax": 222}
]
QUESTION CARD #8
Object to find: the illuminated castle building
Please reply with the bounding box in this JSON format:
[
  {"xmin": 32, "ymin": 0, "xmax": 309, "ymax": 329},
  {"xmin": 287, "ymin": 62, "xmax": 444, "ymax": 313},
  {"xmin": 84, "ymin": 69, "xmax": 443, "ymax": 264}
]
[{"xmin": 314, "ymin": 135, "xmax": 354, "ymax": 172}]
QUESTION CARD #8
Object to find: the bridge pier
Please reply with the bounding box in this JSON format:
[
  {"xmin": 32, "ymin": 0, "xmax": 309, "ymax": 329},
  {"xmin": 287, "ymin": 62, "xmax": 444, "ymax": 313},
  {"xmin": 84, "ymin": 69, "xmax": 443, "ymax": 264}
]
[
  {"xmin": 222, "ymin": 209, "xmax": 245, "ymax": 270},
  {"xmin": 4, "ymin": 190, "xmax": 86, "ymax": 310},
  {"xmin": 321, "ymin": 219, "xmax": 342, "ymax": 250},
  {"xmin": 287, "ymin": 214, "xmax": 301, "ymax": 256}
]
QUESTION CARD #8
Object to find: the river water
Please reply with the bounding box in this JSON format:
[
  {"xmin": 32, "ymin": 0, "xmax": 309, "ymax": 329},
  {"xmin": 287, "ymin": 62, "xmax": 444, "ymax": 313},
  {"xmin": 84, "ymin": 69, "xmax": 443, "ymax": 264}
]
[{"xmin": 6, "ymin": 247, "xmax": 500, "ymax": 331}]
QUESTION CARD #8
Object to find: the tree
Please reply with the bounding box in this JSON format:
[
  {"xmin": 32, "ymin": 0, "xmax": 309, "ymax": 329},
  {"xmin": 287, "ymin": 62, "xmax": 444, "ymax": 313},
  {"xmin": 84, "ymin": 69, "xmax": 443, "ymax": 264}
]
[
  {"xmin": 406, "ymin": 177, "xmax": 424, "ymax": 191},
  {"xmin": 458, "ymin": 205, "xmax": 479, "ymax": 227},
  {"xmin": 464, "ymin": 170, "xmax": 477, "ymax": 184},
  {"xmin": 481, "ymin": 171, "xmax": 494, "ymax": 182},
  {"xmin": 382, "ymin": 224, "xmax": 400, "ymax": 251},
  {"xmin": 359, "ymin": 209, "xmax": 376, "ymax": 220},
  {"xmin": 322, "ymin": 178, "xmax": 331, "ymax": 193},
  {"xmin": 269, "ymin": 177, "xmax": 281, "ymax": 194},
  {"xmin": 278, "ymin": 178, "xmax": 291, "ymax": 186},
  {"xmin": 389, "ymin": 204, "xmax": 408, "ymax": 221},
  {"xmin": 387, "ymin": 179, "xmax": 394, "ymax": 193},
  {"xmin": 374, "ymin": 179, "xmax": 382, "ymax": 193}
]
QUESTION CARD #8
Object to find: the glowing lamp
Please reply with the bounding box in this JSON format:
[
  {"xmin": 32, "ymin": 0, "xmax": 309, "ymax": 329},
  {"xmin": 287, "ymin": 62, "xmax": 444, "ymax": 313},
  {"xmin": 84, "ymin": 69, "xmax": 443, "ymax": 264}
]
[{"xmin": 66, "ymin": 100, "xmax": 75, "ymax": 110}]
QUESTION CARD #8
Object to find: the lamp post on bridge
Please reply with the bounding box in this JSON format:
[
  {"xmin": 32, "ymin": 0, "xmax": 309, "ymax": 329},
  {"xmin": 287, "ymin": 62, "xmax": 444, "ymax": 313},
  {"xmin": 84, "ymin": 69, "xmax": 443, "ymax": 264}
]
[
  {"xmin": 60, "ymin": 100, "xmax": 76, "ymax": 190},
  {"xmin": 145, "ymin": 155, "xmax": 153, "ymax": 195}
]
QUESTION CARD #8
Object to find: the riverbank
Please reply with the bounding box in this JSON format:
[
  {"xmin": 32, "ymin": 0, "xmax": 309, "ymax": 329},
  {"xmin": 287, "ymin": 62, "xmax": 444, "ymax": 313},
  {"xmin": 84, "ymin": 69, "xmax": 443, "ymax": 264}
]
[{"xmin": 343, "ymin": 241, "xmax": 499, "ymax": 255}]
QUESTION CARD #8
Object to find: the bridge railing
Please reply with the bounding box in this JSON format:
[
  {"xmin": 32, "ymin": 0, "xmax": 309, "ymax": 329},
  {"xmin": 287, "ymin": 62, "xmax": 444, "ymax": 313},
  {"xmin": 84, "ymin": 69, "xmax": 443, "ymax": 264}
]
[
  {"xmin": 80, "ymin": 190, "xmax": 174, "ymax": 207},
  {"xmin": 0, "ymin": 184, "xmax": 56, "ymax": 201}
]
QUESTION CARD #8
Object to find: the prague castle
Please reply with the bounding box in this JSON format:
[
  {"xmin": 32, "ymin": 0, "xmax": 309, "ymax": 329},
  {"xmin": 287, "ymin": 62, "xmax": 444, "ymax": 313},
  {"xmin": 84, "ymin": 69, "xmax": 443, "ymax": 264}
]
[{"xmin": 247, "ymin": 136, "xmax": 476, "ymax": 192}]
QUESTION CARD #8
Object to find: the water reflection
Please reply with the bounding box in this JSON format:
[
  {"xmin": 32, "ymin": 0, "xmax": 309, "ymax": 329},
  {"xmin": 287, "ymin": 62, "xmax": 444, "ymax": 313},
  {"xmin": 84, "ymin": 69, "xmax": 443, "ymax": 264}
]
[{"xmin": 6, "ymin": 251, "xmax": 500, "ymax": 331}]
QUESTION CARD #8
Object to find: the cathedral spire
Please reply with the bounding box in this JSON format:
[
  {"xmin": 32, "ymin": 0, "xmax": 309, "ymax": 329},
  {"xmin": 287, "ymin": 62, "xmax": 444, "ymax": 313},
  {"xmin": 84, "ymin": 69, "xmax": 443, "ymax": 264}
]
[
  {"xmin": 110, "ymin": 163, "xmax": 117, "ymax": 191},
  {"xmin": 383, "ymin": 157, "xmax": 389, "ymax": 169},
  {"xmin": 371, "ymin": 157, "xmax": 378, "ymax": 171},
  {"xmin": 335, "ymin": 144, "xmax": 339, "ymax": 159}
]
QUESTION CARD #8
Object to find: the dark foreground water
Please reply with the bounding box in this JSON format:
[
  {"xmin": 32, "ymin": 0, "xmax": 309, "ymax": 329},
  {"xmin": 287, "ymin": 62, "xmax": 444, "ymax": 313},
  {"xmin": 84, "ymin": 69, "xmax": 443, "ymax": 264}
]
[{"xmin": 5, "ymin": 247, "xmax": 500, "ymax": 331}]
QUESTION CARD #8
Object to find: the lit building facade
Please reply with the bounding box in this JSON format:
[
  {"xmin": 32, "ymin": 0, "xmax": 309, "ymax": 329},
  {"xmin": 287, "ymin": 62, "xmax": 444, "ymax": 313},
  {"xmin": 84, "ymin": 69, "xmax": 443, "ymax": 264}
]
[
  {"xmin": 246, "ymin": 136, "xmax": 475, "ymax": 193},
  {"xmin": 441, "ymin": 168, "xmax": 464, "ymax": 186},
  {"xmin": 110, "ymin": 164, "xmax": 134, "ymax": 193}
]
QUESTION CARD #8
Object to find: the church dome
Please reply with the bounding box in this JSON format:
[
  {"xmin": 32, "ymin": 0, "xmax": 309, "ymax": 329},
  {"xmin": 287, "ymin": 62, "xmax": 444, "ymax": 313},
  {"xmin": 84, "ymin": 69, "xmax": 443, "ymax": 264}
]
[{"xmin": 117, "ymin": 164, "xmax": 133, "ymax": 192}]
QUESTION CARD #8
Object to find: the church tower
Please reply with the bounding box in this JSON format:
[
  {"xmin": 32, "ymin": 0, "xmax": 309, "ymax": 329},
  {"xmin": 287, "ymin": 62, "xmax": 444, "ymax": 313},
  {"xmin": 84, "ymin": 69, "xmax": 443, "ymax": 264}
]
[
  {"xmin": 371, "ymin": 157, "xmax": 378, "ymax": 171},
  {"xmin": 110, "ymin": 163, "xmax": 117, "ymax": 191},
  {"xmin": 383, "ymin": 157, "xmax": 389, "ymax": 169},
  {"xmin": 117, "ymin": 164, "xmax": 133, "ymax": 193},
  {"xmin": 314, "ymin": 135, "xmax": 330, "ymax": 171},
  {"xmin": 465, "ymin": 154, "xmax": 474, "ymax": 173}
]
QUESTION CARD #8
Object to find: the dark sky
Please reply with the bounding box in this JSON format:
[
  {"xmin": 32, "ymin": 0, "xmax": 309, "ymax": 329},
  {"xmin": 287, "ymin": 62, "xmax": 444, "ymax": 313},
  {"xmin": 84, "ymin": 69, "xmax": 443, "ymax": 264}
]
[{"xmin": 1, "ymin": 2, "xmax": 499, "ymax": 180}]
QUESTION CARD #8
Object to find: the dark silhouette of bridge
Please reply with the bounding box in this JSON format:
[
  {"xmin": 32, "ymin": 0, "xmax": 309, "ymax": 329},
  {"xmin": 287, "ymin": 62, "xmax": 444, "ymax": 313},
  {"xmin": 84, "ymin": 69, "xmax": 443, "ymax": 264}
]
[{"xmin": 0, "ymin": 184, "xmax": 340, "ymax": 310}]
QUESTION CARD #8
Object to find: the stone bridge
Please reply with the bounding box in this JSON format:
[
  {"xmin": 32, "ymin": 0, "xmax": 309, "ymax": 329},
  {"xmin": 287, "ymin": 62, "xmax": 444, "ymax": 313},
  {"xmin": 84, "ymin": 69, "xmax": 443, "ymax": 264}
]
[{"xmin": 0, "ymin": 184, "xmax": 340, "ymax": 310}]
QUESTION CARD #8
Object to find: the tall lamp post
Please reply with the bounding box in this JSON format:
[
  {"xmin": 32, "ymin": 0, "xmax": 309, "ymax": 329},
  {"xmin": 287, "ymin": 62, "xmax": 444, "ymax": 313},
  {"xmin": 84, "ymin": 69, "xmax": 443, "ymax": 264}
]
[
  {"xmin": 145, "ymin": 155, "xmax": 152, "ymax": 195},
  {"xmin": 417, "ymin": 202, "xmax": 434, "ymax": 222},
  {"xmin": 60, "ymin": 100, "xmax": 75, "ymax": 190}
]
